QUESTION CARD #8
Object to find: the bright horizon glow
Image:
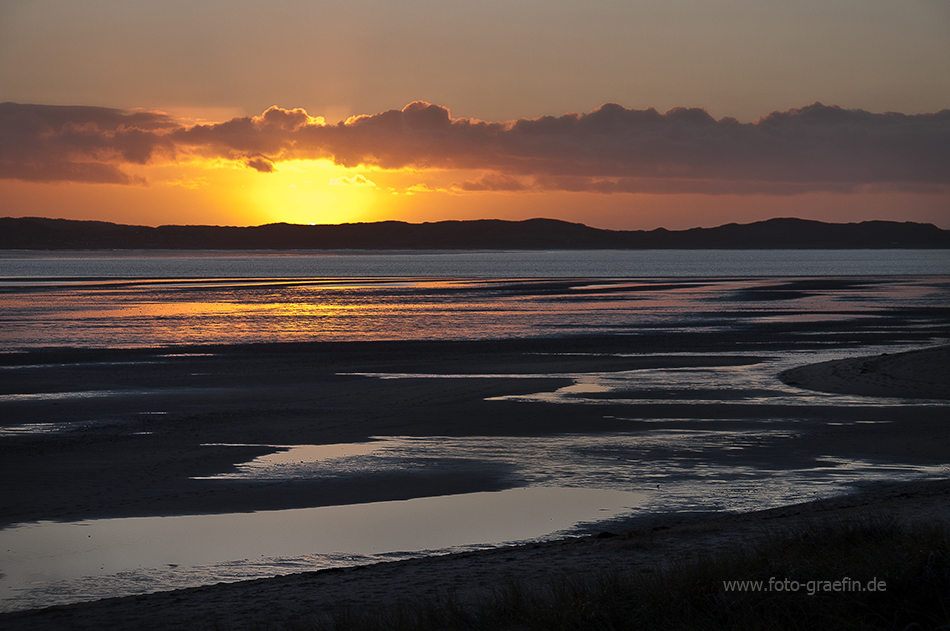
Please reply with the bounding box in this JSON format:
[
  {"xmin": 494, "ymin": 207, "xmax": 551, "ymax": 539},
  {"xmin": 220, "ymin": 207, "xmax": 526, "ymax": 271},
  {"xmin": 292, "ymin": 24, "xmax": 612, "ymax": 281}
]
[{"xmin": 219, "ymin": 159, "xmax": 384, "ymax": 226}]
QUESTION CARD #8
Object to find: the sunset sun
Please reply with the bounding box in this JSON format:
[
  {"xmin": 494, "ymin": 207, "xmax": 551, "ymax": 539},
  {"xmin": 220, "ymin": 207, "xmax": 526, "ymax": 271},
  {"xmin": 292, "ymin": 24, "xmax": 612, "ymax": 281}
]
[{"xmin": 239, "ymin": 159, "xmax": 384, "ymax": 226}]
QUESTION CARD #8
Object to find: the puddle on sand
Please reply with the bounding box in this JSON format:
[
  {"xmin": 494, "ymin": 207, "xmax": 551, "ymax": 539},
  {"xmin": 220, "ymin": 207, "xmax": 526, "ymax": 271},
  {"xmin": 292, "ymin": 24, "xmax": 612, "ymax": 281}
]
[
  {"xmin": 197, "ymin": 441, "xmax": 383, "ymax": 470},
  {"xmin": 0, "ymin": 420, "xmax": 122, "ymax": 437},
  {"xmin": 0, "ymin": 389, "xmax": 136, "ymax": 403},
  {"xmin": 0, "ymin": 486, "xmax": 643, "ymax": 612},
  {"xmin": 340, "ymin": 346, "xmax": 950, "ymax": 409},
  {"xmin": 482, "ymin": 346, "xmax": 950, "ymax": 408},
  {"xmin": 197, "ymin": 433, "xmax": 950, "ymax": 513},
  {"xmin": 0, "ymin": 422, "xmax": 73, "ymax": 437}
]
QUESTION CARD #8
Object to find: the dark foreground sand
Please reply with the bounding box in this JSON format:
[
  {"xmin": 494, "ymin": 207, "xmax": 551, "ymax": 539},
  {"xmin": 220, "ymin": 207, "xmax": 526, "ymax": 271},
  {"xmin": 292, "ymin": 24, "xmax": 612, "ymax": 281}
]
[
  {"xmin": 3, "ymin": 478, "xmax": 950, "ymax": 631},
  {"xmin": 1, "ymin": 340, "xmax": 948, "ymax": 629}
]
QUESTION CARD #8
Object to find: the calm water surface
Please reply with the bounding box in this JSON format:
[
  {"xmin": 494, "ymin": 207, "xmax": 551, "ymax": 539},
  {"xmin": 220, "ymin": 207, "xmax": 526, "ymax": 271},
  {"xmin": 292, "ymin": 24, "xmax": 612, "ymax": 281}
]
[
  {"xmin": 2, "ymin": 249, "xmax": 949, "ymax": 350},
  {"xmin": 4, "ymin": 248, "xmax": 949, "ymax": 278}
]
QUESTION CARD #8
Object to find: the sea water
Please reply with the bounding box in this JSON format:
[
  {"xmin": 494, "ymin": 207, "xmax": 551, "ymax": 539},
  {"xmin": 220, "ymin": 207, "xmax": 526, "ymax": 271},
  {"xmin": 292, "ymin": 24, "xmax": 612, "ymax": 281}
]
[
  {"xmin": 1, "ymin": 249, "xmax": 948, "ymax": 350},
  {"xmin": 3, "ymin": 248, "xmax": 949, "ymax": 279}
]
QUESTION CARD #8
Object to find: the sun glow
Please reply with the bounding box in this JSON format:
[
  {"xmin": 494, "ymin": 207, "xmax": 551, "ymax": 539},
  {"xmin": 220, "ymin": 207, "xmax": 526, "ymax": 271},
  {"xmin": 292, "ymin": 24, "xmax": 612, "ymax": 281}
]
[
  {"xmin": 6, "ymin": 145, "xmax": 947, "ymax": 231},
  {"xmin": 242, "ymin": 159, "xmax": 386, "ymax": 225},
  {"xmin": 145, "ymin": 158, "xmax": 389, "ymax": 226}
]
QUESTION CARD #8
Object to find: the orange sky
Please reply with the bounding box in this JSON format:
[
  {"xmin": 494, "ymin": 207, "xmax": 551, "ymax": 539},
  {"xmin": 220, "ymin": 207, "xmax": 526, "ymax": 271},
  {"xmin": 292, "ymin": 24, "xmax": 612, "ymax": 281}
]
[{"xmin": 1, "ymin": 1, "xmax": 948, "ymax": 229}]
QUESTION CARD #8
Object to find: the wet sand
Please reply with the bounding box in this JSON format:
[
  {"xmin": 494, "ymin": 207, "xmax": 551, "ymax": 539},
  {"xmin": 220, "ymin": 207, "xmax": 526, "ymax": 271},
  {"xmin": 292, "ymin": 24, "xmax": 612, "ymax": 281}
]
[
  {"xmin": 1, "ymin": 337, "xmax": 949, "ymax": 628},
  {"xmin": 3, "ymin": 480, "xmax": 949, "ymax": 631},
  {"xmin": 780, "ymin": 344, "xmax": 950, "ymax": 400},
  {"xmin": 3, "ymin": 337, "xmax": 948, "ymax": 528},
  {"xmin": 0, "ymin": 339, "xmax": 779, "ymax": 528}
]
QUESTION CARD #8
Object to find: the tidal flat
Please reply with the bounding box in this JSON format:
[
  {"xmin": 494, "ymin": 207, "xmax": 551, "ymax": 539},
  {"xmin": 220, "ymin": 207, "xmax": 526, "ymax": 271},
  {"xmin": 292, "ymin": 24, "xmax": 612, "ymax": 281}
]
[{"xmin": 1, "ymin": 256, "xmax": 948, "ymax": 627}]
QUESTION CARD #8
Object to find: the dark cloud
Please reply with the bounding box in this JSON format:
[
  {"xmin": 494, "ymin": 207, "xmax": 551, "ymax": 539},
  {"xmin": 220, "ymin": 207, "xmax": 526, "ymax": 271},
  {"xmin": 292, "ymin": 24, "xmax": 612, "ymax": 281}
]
[
  {"xmin": 0, "ymin": 102, "xmax": 173, "ymax": 183},
  {"xmin": 2, "ymin": 100, "xmax": 948, "ymax": 195},
  {"xmin": 325, "ymin": 101, "xmax": 950, "ymax": 193},
  {"xmin": 246, "ymin": 157, "xmax": 275, "ymax": 173},
  {"xmin": 173, "ymin": 106, "xmax": 318, "ymax": 160},
  {"xmin": 0, "ymin": 159, "xmax": 146, "ymax": 185},
  {"xmin": 456, "ymin": 173, "xmax": 528, "ymax": 191}
]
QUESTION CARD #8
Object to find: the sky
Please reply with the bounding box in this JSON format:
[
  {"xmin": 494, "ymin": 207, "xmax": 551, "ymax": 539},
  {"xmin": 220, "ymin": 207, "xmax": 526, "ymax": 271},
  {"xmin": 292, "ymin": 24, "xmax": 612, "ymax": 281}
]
[{"xmin": 1, "ymin": 0, "xmax": 948, "ymax": 230}]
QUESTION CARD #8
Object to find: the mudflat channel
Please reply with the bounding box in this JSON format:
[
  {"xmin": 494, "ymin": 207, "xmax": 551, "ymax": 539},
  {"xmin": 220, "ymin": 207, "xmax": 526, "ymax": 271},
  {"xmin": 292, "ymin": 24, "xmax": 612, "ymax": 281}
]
[{"xmin": 2, "ymin": 331, "xmax": 948, "ymax": 529}]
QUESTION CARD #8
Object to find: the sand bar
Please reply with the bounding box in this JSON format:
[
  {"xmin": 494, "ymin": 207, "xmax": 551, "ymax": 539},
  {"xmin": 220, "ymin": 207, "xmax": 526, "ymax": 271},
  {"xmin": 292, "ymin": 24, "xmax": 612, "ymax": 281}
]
[{"xmin": 780, "ymin": 344, "xmax": 950, "ymax": 400}]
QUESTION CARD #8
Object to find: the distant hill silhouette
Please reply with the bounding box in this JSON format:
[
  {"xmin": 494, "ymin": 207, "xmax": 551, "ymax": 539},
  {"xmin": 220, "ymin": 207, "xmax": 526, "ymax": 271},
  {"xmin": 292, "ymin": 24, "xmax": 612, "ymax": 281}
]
[{"xmin": 2, "ymin": 217, "xmax": 949, "ymax": 250}]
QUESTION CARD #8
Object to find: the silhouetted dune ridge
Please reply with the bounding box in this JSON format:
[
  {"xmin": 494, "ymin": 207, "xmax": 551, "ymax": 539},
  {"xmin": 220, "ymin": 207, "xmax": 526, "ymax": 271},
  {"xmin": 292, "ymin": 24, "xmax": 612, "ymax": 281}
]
[{"xmin": 2, "ymin": 216, "xmax": 948, "ymax": 249}]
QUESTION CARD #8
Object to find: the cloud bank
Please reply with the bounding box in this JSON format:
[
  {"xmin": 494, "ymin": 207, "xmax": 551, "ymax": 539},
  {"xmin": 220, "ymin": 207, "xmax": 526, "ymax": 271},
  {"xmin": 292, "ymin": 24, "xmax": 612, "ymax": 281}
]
[{"xmin": 2, "ymin": 100, "xmax": 948, "ymax": 194}]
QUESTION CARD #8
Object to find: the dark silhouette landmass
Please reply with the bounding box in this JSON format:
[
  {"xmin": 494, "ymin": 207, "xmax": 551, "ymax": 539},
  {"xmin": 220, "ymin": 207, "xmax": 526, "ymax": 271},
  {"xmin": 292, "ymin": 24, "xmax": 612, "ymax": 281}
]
[{"xmin": 1, "ymin": 216, "xmax": 949, "ymax": 250}]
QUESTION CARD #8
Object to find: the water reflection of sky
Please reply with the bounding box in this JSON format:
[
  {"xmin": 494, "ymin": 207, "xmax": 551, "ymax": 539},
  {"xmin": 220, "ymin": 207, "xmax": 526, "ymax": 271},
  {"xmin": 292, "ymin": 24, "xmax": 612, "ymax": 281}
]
[
  {"xmin": 197, "ymin": 429, "xmax": 949, "ymax": 510},
  {"xmin": 2, "ymin": 274, "xmax": 948, "ymax": 349},
  {"xmin": 348, "ymin": 346, "xmax": 948, "ymax": 407},
  {"xmin": 0, "ymin": 487, "xmax": 644, "ymax": 612}
]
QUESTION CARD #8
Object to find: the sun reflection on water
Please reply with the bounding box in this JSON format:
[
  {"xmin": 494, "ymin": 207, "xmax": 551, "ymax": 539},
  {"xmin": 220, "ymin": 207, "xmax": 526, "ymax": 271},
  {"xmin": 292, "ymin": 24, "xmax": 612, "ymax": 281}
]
[{"xmin": 3, "ymin": 275, "xmax": 948, "ymax": 349}]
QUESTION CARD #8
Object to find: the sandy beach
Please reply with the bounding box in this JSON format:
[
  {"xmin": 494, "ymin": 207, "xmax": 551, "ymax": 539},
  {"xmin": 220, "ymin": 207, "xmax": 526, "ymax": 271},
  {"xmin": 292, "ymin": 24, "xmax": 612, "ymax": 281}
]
[
  {"xmin": 1, "ymin": 335, "xmax": 949, "ymax": 629},
  {"xmin": 779, "ymin": 344, "xmax": 950, "ymax": 400},
  {"xmin": 3, "ymin": 476, "xmax": 949, "ymax": 631}
]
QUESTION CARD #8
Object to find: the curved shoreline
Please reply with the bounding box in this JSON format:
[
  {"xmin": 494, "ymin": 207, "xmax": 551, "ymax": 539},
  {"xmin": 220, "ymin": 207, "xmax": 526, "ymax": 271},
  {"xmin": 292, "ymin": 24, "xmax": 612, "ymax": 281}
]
[
  {"xmin": 779, "ymin": 344, "xmax": 950, "ymax": 400},
  {"xmin": 3, "ymin": 478, "xmax": 949, "ymax": 631}
]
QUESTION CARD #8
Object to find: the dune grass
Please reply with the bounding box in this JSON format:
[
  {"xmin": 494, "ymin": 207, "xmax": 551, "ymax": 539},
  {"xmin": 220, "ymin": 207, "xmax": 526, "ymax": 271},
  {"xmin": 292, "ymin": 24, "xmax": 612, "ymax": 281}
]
[{"xmin": 264, "ymin": 517, "xmax": 950, "ymax": 631}]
